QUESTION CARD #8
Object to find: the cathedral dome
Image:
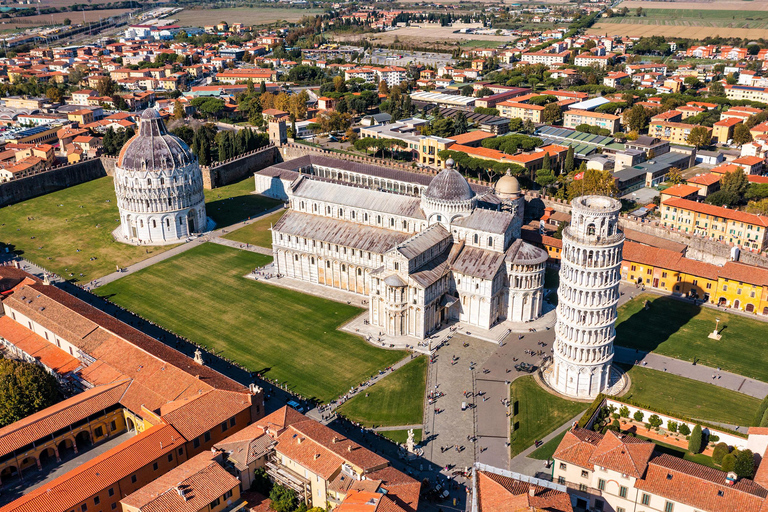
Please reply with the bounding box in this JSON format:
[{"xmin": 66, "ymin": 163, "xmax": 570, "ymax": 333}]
[
  {"xmin": 495, "ymin": 169, "xmax": 521, "ymax": 197},
  {"xmin": 117, "ymin": 109, "xmax": 195, "ymax": 172},
  {"xmin": 425, "ymin": 160, "xmax": 475, "ymax": 202}
]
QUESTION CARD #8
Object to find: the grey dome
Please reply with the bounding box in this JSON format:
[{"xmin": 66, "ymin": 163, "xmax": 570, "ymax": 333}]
[
  {"xmin": 117, "ymin": 109, "xmax": 195, "ymax": 172},
  {"xmin": 425, "ymin": 167, "xmax": 474, "ymax": 202}
]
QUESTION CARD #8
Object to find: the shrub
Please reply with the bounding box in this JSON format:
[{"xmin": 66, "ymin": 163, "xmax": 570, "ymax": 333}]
[
  {"xmin": 633, "ymin": 410, "xmax": 645, "ymax": 422},
  {"xmin": 753, "ymin": 394, "xmax": 768, "ymax": 426},
  {"xmin": 710, "ymin": 434, "xmax": 720, "ymax": 443},
  {"xmin": 688, "ymin": 425, "xmax": 703, "ymax": 454},
  {"xmin": 610, "ymin": 418, "xmax": 621, "ymax": 431},
  {"xmin": 721, "ymin": 453, "xmax": 737, "ymax": 473},
  {"xmin": 735, "ymin": 449, "xmax": 755, "ymax": 479},
  {"xmin": 619, "ymin": 405, "xmax": 630, "ymax": 418},
  {"xmin": 667, "ymin": 421, "xmax": 678, "ymax": 433},
  {"xmin": 577, "ymin": 394, "xmax": 607, "ymax": 429},
  {"xmin": 645, "ymin": 422, "xmax": 651, "ymax": 430},
  {"xmin": 678, "ymin": 424, "xmax": 691, "ymax": 436},
  {"xmin": 648, "ymin": 414, "xmax": 663, "ymax": 429},
  {"xmin": 712, "ymin": 442, "xmax": 730, "ymax": 465}
]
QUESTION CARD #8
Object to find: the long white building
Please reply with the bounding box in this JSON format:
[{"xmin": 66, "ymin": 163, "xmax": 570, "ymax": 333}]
[{"xmin": 255, "ymin": 155, "xmax": 548, "ymax": 339}]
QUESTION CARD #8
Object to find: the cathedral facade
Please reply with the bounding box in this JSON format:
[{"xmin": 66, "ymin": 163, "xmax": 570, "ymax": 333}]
[{"xmin": 256, "ymin": 155, "xmax": 548, "ymax": 340}]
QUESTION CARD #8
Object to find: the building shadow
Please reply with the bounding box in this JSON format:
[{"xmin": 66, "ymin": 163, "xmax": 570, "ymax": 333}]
[{"xmin": 615, "ymin": 295, "xmax": 699, "ymax": 353}]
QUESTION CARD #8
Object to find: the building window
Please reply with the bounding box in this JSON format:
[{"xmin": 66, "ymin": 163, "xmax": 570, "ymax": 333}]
[
  {"xmin": 108, "ymin": 488, "xmax": 115, "ymax": 497},
  {"xmin": 579, "ymin": 483, "xmax": 588, "ymax": 492},
  {"xmin": 193, "ymin": 438, "xmax": 200, "ymax": 449},
  {"xmin": 559, "ymin": 463, "xmax": 567, "ymax": 470},
  {"xmin": 597, "ymin": 479, "xmax": 606, "ymax": 491},
  {"xmin": 210, "ymin": 497, "xmax": 221, "ymax": 508},
  {"xmin": 581, "ymin": 470, "xmax": 589, "ymax": 478},
  {"xmin": 131, "ymin": 474, "xmax": 137, "ymax": 484},
  {"xmin": 641, "ymin": 493, "xmax": 650, "ymax": 505},
  {"xmin": 168, "ymin": 453, "xmax": 173, "ymax": 462},
  {"xmin": 229, "ymin": 417, "xmax": 236, "ymax": 427},
  {"xmin": 94, "ymin": 497, "xmax": 100, "ymax": 506},
  {"xmin": 619, "ymin": 486, "xmax": 628, "ymax": 498},
  {"xmin": 153, "ymin": 462, "xmax": 159, "ymax": 471},
  {"xmin": 221, "ymin": 421, "xmax": 228, "ymax": 433},
  {"xmin": 557, "ymin": 476, "xmax": 565, "ymax": 485},
  {"xmin": 81, "ymin": 504, "xmax": 88, "ymax": 512},
  {"xmin": 94, "ymin": 426, "xmax": 103, "ymax": 437},
  {"xmin": 110, "ymin": 420, "xmax": 117, "ymax": 431},
  {"xmin": 178, "ymin": 448, "xmax": 184, "ymax": 455},
  {"xmin": 664, "ymin": 502, "xmax": 674, "ymax": 512},
  {"xmin": 204, "ymin": 432, "xmax": 211, "ymax": 442}
]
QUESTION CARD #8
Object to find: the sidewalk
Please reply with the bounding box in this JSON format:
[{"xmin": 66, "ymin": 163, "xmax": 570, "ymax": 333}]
[
  {"xmin": 508, "ymin": 412, "xmax": 585, "ymax": 478},
  {"xmin": 614, "ymin": 347, "xmax": 768, "ymax": 399}
]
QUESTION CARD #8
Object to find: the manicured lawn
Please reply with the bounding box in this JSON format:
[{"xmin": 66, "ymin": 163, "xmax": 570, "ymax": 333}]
[
  {"xmin": 380, "ymin": 429, "xmax": 422, "ymax": 445},
  {"xmin": 622, "ymin": 365, "xmax": 760, "ymax": 426},
  {"xmin": 529, "ymin": 431, "xmax": 566, "ymax": 461},
  {"xmin": 338, "ymin": 356, "xmax": 426, "ymax": 427},
  {"xmin": 616, "ymin": 294, "xmax": 768, "ymax": 382},
  {"xmin": 224, "ymin": 209, "xmax": 287, "ymax": 248},
  {"xmin": 0, "ymin": 177, "xmax": 173, "ymax": 282},
  {"xmin": 510, "ymin": 377, "xmax": 586, "ymax": 457},
  {"xmin": 96, "ymin": 243, "xmax": 404, "ymax": 403},
  {"xmin": 204, "ymin": 177, "xmax": 282, "ymax": 228}
]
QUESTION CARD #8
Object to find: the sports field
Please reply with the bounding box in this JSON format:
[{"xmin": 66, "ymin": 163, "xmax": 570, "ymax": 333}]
[
  {"xmin": 622, "ymin": 365, "xmax": 760, "ymax": 426},
  {"xmin": 0, "ymin": 176, "xmax": 279, "ymax": 282},
  {"xmin": 615, "ymin": 294, "xmax": 768, "ymax": 382},
  {"xmin": 338, "ymin": 356, "xmax": 427, "ymax": 427},
  {"xmin": 172, "ymin": 7, "xmax": 323, "ymax": 27},
  {"xmin": 96, "ymin": 243, "xmax": 404, "ymax": 403}
]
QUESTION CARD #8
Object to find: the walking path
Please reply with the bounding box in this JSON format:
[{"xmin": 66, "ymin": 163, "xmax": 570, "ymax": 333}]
[
  {"xmin": 508, "ymin": 412, "xmax": 586, "ymax": 478},
  {"xmin": 373, "ymin": 424, "xmax": 423, "ymax": 432},
  {"xmin": 614, "ymin": 347, "xmax": 768, "ymax": 399},
  {"xmin": 210, "ymin": 236, "xmax": 273, "ymax": 256}
]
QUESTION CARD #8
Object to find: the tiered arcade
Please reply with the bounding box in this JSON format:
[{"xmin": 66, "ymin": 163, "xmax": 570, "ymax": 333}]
[{"xmin": 549, "ymin": 195, "xmax": 624, "ymax": 398}]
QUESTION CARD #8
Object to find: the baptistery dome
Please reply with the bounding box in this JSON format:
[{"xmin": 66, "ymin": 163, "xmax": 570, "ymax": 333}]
[
  {"xmin": 113, "ymin": 109, "xmax": 207, "ymax": 245},
  {"xmin": 421, "ymin": 158, "xmax": 476, "ymax": 226}
]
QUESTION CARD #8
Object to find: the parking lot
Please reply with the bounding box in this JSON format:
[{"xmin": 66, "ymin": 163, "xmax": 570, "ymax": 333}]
[{"xmin": 343, "ymin": 45, "xmax": 456, "ymax": 69}]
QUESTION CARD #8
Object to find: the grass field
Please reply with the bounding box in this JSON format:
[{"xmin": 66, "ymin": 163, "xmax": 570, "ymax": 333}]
[
  {"xmin": 619, "ymin": 1, "xmax": 768, "ymax": 11},
  {"xmin": 96, "ymin": 243, "xmax": 404, "ymax": 403},
  {"xmin": 588, "ymin": 22, "xmax": 768, "ymax": 39},
  {"xmin": 172, "ymin": 7, "xmax": 323, "ymax": 27},
  {"xmin": 0, "ymin": 176, "xmax": 279, "ymax": 282},
  {"xmin": 380, "ymin": 429, "xmax": 423, "ymax": 445},
  {"xmin": 510, "ymin": 377, "xmax": 586, "ymax": 457},
  {"xmin": 616, "ymin": 294, "xmax": 768, "ymax": 383},
  {"xmin": 621, "ymin": 365, "xmax": 760, "ymax": 426},
  {"xmin": 204, "ymin": 178, "xmax": 282, "ymax": 229},
  {"xmin": 602, "ymin": 9, "xmax": 768, "ymax": 28},
  {"xmin": 0, "ymin": 177, "xmax": 171, "ymax": 282},
  {"xmin": 224, "ymin": 209, "xmax": 286, "ymax": 249},
  {"xmin": 338, "ymin": 356, "xmax": 426, "ymax": 427}
]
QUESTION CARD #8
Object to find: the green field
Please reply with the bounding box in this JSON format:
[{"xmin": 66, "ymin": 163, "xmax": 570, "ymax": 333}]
[
  {"xmin": 96, "ymin": 243, "xmax": 404, "ymax": 403},
  {"xmin": 224, "ymin": 209, "xmax": 287, "ymax": 248},
  {"xmin": 0, "ymin": 176, "xmax": 279, "ymax": 282},
  {"xmin": 0, "ymin": 177, "xmax": 172, "ymax": 282},
  {"xmin": 510, "ymin": 377, "xmax": 586, "ymax": 457},
  {"xmin": 204, "ymin": 178, "xmax": 281, "ymax": 229},
  {"xmin": 622, "ymin": 365, "xmax": 760, "ymax": 426},
  {"xmin": 380, "ymin": 429, "xmax": 423, "ymax": 445},
  {"xmin": 338, "ymin": 356, "xmax": 426, "ymax": 427},
  {"xmin": 601, "ymin": 9, "xmax": 768, "ymax": 28},
  {"xmin": 529, "ymin": 430, "xmax": 566, "ymax": 461},
  {"xmin": 616, "ymin": 294, "xmax": 768, "ymax": 382}
]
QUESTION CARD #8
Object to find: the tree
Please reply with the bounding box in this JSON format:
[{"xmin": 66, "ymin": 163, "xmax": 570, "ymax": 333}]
[
  {"xmin": 721, "ymin": 453, "xmax": 737, "ymax": 473},
  {"xmin": 536, "ymin": 168, "xmax": 556, "ymax": 187},
  {"xmin": 754, "ymin": 395, "xmax": 768, "ymax": 426},
  {"xmin": 96, "ymin": 76, "xmax": 117, "ymax": 97},
  {"xmin": 566, "ymin": 169, "xmax": 619, "ymax": 200},
  {"xmin": 667, "ymin": 421, "xmax": 678, "ymax": 433},
  {"xmin": 623, "ymin": 104, "xmax": 649, "ymax": 133},
  {"xmin": 735, "ymin": 449, "xmax": 755, "ymax": 478},
  {"xmin": 706, "ymin": 190, "xmax": 740, "ymax": 207},
  {"xmin": 553, "ymin": 222, "xmax": 568, "ymax": 240},
  {"xmin": 542, "ymin": 103, "xmax": 562, "ymax": 124},
  {"xmin": 269, "ymin": 485, "xmax": 297, "ymax": 512},
  {"xmin": 648, "ymin": 414, "xmax": 663, "ymax": 429},
  {"xmin": 688, "ymin": 424, "xmax": 703, "ymax": 454},
  {"xmin": 712, "ymin": 443, "xmax": 730, "ymax": 465},
  {"xmin": 687, "ymin": 126, "xmax": 711, "ymax": 148},
  {"xmin": 345, "ymin": 126, "xmax": 358, "ymax": 144},
  {"xmin": 619, "ymin": 405, "xmax": 630, "ymax": 418},
  {"xmin": 709, "ymin": 82, "xmax": 725, "ymax": 96},
  {"xmin": 678, "ymin": 424, "xmax": 691, "ymax": 436},
  {"xmin": 476, "ymin": 87, "xmax": 494, "ymax": 98},
  {"xmin": 173, "ymin": 100, "xmax": 184, "ymax": 120},
  {"xmin": 45, "ymin": 86, "xmax": 63, "ymax": 104},
  {"xmin": 564, "ymin": 146, "xmax": 575, "ymax": 174},
  {"xmin": 454, "ymin": 112, "xmax": 468, "ymax": 135},
  {"xmin": 0, "ymin": 358, "xmax": 62, "ymax": 428},
  {"xmin": 667, "ymin": 167, "xmax": 683, "ymax": 185},
  {"xmin": 733, "ymin": 123, "xmax": 753, "ymax": 146},
  {"xmin": 259, "ymin": 81, "xmax": 267, "ymax": 94},
  {"xmin": 633, "ymin": 410, "xmax": 645, "ymax": 422},
  {"xmin": 63, "ymin": 17, "xmax": 71, "ymax": 25},
  {"xmin": 378, "ymin": 80, "xmax": 389, "ymax": 96},
  {"xmin": 722, "ymin": 166, "xmax": 750, "ymax": 198}
]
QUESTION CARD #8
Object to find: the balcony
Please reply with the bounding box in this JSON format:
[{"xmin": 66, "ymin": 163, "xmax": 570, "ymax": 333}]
[{"xmin": 265, "ymin": 456, "xmax": 309, "ymax": 498}]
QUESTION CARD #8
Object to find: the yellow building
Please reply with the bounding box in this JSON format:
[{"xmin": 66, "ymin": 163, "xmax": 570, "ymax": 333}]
[
  {"xmin": 648, "ymin": 120, "xmax": 711, "ymax": 145},
  {"xmin": 711, "ymin": 117, "xmax": 742, "ymax": 143},
  {"xmin": 661, "ymin": 197, "xmax": 768, "ymax": 251},
  {"xmin": 497, "ymin": 101, "xmax": 544, "ymax": 123},
  {"xmin": 67, "ymin": 109, "xmax": 95, "ymax": 126},
  {"xmin": 418, "ymin": 135, "xmax": 454, "ymax": 166}
]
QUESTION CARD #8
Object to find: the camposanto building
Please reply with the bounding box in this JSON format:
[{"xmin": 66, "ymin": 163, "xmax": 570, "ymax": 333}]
[
  {"xmin": 255, "ymin": 155, "xmax": 549, "ymax": 339},
  {"xmin": 113, "ymin": 109, "xmax": 207, "ymax": 245}
]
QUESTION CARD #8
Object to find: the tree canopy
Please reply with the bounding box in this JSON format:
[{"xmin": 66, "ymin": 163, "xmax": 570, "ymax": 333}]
[{"xmin": 0, "ymin": 358, "xmax": 62, "ymax": 428}]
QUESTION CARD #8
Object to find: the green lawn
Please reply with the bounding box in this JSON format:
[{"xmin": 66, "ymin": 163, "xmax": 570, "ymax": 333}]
[
  {"xmin": 96, "ymin": 243, "xmax": 404, "ymax": 403},
  {"xmin": 600, "ymin": 9, "xmax": 768, "ymax": 28},
  {"xmin": 616, "ymin": 294, "xmax": 768, "ymax": 382},
  {"xmin": 204, "ymin": 177, "xmax": 282, "ymax": 228},
  {"xmin": 224, "ymin": 209, "xmax": 287, "ymax": 248},
  {"xmin": 380, "ymin": 429, "xmax": 423, "ymax": 445},
  {"xmin": 338, "ymin": 356, "xmax": 426, "ymax": 427},
  {"xmin": 632, "ymin": 433, "xmax": 718, "ymax": 469},
  {"xmin": 0, "ymin": 177, "xmax": 173, "ymax": 282},
  {"xmin": 621, "ymin": 365, "xmax": 760, "ymax": 427},
  {"xmin": 510, "ymin": 377, "xmax": 586, "ymax": 457},
  {"xmin": 529, "ymin": 431, "xmax": 566, "ymax": 461}
]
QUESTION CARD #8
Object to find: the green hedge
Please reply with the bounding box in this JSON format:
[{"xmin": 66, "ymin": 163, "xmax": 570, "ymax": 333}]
[{"xmin": 577, "ymin": 393, "xmax": 607, "ymax": 428}]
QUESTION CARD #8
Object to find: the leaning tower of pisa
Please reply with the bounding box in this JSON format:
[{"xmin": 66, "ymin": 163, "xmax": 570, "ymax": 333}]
[{"xmin": 548, "ymin": 195, "xmax": 624, "ymax": 399}]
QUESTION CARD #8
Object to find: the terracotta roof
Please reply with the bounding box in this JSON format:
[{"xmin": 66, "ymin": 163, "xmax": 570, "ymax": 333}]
[
  {"xmin": 476, "ymin": 470, "xmax": 573, "ymax": 512},
  {"xmin": 1, "ymin": 423, "xmax": 185, "ymax": 512},
  {"xmin": 749, "ymin": 175, "xmax": 768, "ymax": 184},
  {"xmin": 662, "ymin": 198, "xmax": 768, "ymax": 227},
  {"xmin": 734, "ymin": 156, "xmax": 764, "ymax": 166},
  {"xmin": 635, "ymin": 454, "xmax": 767, "ymax": 512},
  {"xmin": 661, "ymin": 184, "xmax": 700, "ymax": 198},
  {"xmin": 552, "ymin": 428, "xmax": 603, "ymax": 470},
  {"xmin": 447, "ymin": 131, "xmax": 496, "ymax": 144},
  {"xmin": 0, "ymin": 380, "xmax": 129, "ymax": 457},
  {"xmin": 120, "ymin": 451, "xmax": 240, "ymax": 512},
  {"xmin": 587, "ymin": 430, "xmax": 655, "ymax": 478},
  {"xmin": 0, "ymin": 316, "xmax": 80, "ymax": 374},
  {"xmin": 159, "ymin": 389, "xmax": 252, "ymax": 440},
  {"xmin": 719, "ymin": 261, "xmax": 768, "ymax": 287},
  {"xmin": 687, "ymin": 173, "xmax": 721, "ymax": 186}
]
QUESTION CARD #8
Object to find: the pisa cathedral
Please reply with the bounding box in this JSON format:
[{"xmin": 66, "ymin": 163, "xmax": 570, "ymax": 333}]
[
  {"xmin": 255, "ymin": 155, "xmax": 549, "ymax": 340},
  {"xmin": 113, "ymin": 109, "xmax": 208, "ymax": 245}
]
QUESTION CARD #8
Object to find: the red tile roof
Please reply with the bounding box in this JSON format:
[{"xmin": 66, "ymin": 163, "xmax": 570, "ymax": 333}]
[
  {"xmin": 587, "ymin": 430, "xmax": 655, "ymax": 478},
  {"xmin": 687, "ymin": 173, "xmax": 721, "ymax": 186},
  {"xmin": 662, "ymin": 198, "xmax": 768, "ymax": 227},
  {"xmin": 0, "ymin": 316, "xmax": 80, "ymax": 374},
  {"xmin": 476, "ymin": 470, "xmax": 573, "ymax": 512},
  {"xmin": 661, "ymin": 184, "xmax": 700, "ymax": 198}
]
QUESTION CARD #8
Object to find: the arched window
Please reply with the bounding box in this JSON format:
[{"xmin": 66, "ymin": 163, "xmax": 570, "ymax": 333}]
[
  {"xmin": 473, "ymin": 234, "xmax": 478, "ymax": 244},
  {"xmin": 313, "ymin": 203, "xmax": 317, "ymax": 212},
  {"xmin": 402, "ymin": 220, "xmax": 407, "ymax": 229},
  {"xmin": 147, "ymin": 178, "xmax": 151, "ymax": 185},
  {"xmin": 377, "ymin": 215, "xmax": 382, "ymax": 224},
  {"xmin": 294, "ymin": 254, "xmax": 299, "ymax": 261},
  {"xmin": 587, "ymin": 224, "xmax": 596, "ymax": 236},
  {"xmin": 357, "ymin": 268, "xmax": 362, "ymax": 276},
  {"xmin": 339, "ymin": 209, "xmax": 344, "ymax": 217},
  {"xmin": 166, "ymin": 218, "xmax": 170, "ymax": 227},
  {"xmin": 488, "ymin": 237, "xmax": 493, "ymax": 247},
  {"xmin": 341, "ymin": 264, "xmax": 346, "ymax": 272},
  {"xmin": 300, "ymin": 201, "xmax": 305, "ymax": 209},
  {"xmin": 390, "ymin": 218, "xmax": 395, "ymax": 227},
  {"xmin": 152, "ymin": 219, "xmax": 156, "ymax": 228},
  {"xmin": 351, "ymin": 211, "xmax": 356, "ymax": 219},
  {"xmin": 364, "ymin": 213, "xmax": 369, "ymax": 222},
  {"xmin": 326, "ymin": 261, "xmax": 331, "ymax": 268},
  {"xmin": 160, "ymin": 177, "xmax": 164, "ymax": 185}
]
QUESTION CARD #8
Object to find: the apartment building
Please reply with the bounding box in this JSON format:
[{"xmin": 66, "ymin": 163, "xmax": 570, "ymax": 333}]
[
  {"xmin": 574, "ymin": 53, "xmax": 614, "ymax": 69},
  {"xmin": 725, "ymin": 84, "xmax": 768, "ymax": 104},
  {"xmin": 497, "ymin": 101, "xmax": 545, "ymax": 123},
  {"xmin": 563, "ymin": 109, "xmax": 621, "ymax": 133},
  {"xmin": 520, "ymin": 50, "xmax": 571, "ymax": 66},
  {"xmin": 661, "ymin": 197, "xmax": 768, "ymax": 251},
  {"xmin": 649, "ymin": 121, "xmax": 711, "ymax": 145}
]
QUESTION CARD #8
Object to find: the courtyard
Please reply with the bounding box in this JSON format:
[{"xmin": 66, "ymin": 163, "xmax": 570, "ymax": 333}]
[
  {"xmin": 615, "ymin": 294, "xmax": 768, "ymax": 382},
  {"xmin": 96, "ymin": 243, "xmax": 404, "ymax": 403}
]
